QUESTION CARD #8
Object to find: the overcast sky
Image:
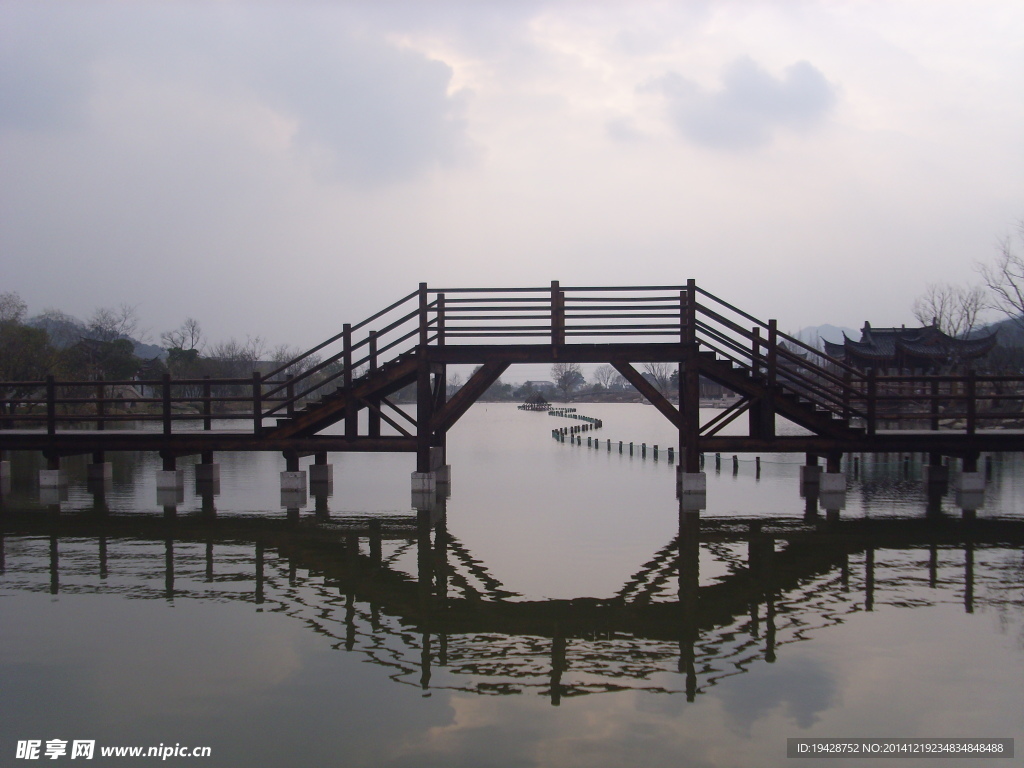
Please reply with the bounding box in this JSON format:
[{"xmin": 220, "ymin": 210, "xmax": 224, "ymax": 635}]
[{"xmin": 1, "ymin": 0, "xmax": 1021, "ymax": 350}]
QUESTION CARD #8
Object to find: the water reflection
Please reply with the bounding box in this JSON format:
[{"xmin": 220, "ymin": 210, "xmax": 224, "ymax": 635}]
[{"xmin": 3, "ymin": 502, "xmax": 1021, "ymax": 705}]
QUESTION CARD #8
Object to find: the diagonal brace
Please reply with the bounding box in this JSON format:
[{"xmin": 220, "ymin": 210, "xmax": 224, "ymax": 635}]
[
  {"xmin": 431, "ymin": 361, "xmax": 509, "ymax": 434},
  {"xmin": 611, "ymin": 362, "xmax": 683, "ymax": 429}
]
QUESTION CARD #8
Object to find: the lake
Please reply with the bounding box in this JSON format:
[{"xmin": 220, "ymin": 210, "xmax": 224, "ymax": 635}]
[{"xmin": 1, "ymin": 403, "xmax": 1021, "ymax": 767}]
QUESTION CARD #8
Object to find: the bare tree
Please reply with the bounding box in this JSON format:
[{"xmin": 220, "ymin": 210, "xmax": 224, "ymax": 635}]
[
  {"xmin": 979, "ymin": 220, "xmax": 1024, "ymax": 330},
  {"xmin": 0, "ymin": 291, "xmax": 27, "ymax": 324},
  {"xmin": 642, "ymin": 362, "xmax": 674, "ymax": 394},
  {"xmin": 611, "ymin": 372, "xmax": 630, "ymax": 391},
  {"xmin": 912, "ymin": 283, "xmax": 986, "ymax": 339},
  {"xmin": 208, "ymin": 336, "xmax": 268, "ymax": 375},
  {"xmin": 161, "ymin": 317, "xmax": 204, "ymax": 352},
  {"xmin": 593, "ymin": 363, "xmax": 616, "ymax": 390},
  {"xmin": 446, "ymin": 372, "xmax": 464, "ymax": 397},
  {"xmin": 89, "ymin": 303, "xmax": 145, "ymax": 343},
  {"xmin": 267, "ymin": 343, "xmax": 321, "ymax": 380}
]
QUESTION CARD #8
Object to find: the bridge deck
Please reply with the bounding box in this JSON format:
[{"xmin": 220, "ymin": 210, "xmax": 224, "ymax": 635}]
[{"xmin": 2, "ymin": 427, "xmax": 1021, "ymax": 457}]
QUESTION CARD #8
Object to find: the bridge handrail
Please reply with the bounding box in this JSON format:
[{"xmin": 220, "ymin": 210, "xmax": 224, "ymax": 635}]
[
  {"xmin": 693, "ymin": 285, "xmax": 867, "ymax": 381},
  {"xmin": 261, "ymin": 288, "xmax": 419, "ymax": 383}
]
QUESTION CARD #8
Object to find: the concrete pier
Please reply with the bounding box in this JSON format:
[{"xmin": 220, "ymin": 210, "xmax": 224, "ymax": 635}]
[
  {"xmin": 310, "ymin": 451, "xmax": 333, "ymax": 484},
  {"xmin": 39, "ymin": 469, "xmax": 67, "ymax": 487},
  {"xmin": 430, "ymin": 446, "xmax": 450, "ymax": 485},
  {"xmin": 39, "ymin": 454, "xmax": 66, "ymax": 489},
  {"xmin": 676, "ymin": 467, "xmax": 707, "ymax": 511},
  {"xmin": 798, "ymin": 456, "xmax": 823, "ymax": 487},
  {"xmin": 156, "ymin": 470, "xmax": 185, "ymax": 489},
  {"xmin": 280, "ymin": 450, "xmax": 307, "ymax": 504},
  {"xmin": 280, "ymin": 471, "xmax": 306, "ymax": 491},
  {"xmin": 957, "ymin": 472, "xmax": 985, "ymax": 493},
  {"xmin": 821, "ymin": 473, "xmax": 845, "ymax": 493}
]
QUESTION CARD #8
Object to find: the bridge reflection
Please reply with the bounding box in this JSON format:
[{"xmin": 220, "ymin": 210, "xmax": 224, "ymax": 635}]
[{"xmin": 1, "ymin": 503, "xmax": 1021, "ymax": 705}]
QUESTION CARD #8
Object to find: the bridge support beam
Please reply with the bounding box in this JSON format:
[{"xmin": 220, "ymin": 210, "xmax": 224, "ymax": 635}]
[
  {"xmin": 87, "ymin": 451, "xmax": 112, "ymax": 482},
  {"xmin": 923, "ymin": 453, "xmax": 948, "ymax": 485},
  {"xmin": 0, "ymin": 456, "xmax": 9, "ymax": 496},
  {"xmin": 196, "ymin": 450, "xmax": 220, "ymax": 483},
  {"xmin": 430, "ymin": 446, "xmax": 450, "ymax": 485}
]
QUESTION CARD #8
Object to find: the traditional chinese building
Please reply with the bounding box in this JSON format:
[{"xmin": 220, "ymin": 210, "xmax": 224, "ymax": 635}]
[{"xmin": 822, "ymin": 322, "xmax": 997, "ymax": 373}]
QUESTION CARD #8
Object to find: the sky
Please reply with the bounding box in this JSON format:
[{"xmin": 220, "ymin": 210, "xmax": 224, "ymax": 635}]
[{"xmin": 1, "ymin": 0, "xmax": 1022, "ymax": 352}]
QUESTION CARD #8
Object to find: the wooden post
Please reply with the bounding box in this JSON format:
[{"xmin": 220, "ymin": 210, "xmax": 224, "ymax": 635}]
[
  {"xmin": 437, "ymin": 293, "xmax": 446, "ymax": 346},
  {"xmin": 866, "ymin": 369, "xmax": 877, "ymax": 437},
  {"xmin": 751, "ymin": 326, "xmax": 761, "ymax": 378},
  {"xmin": 252, "ymin": 372, "xmax": 262, "ymax": 435},
  {"xmin": 930, "ymin": 377, "xmax": 939, "ymax": 431},
  {"xmin": 551, "ymin": 280, "xmax": 565, "ymax": 346},
  {"xmin": 46, "ymin": 374, "xmax": 56, "ymax": 435},
  {"xmin": 162, "ymin": 373, "xmax": 172, "ymax": 436},
  {"xmin": 767, "ymin": 319, "xmax": 778, "ymax": 388},
  {"xmin": 368, "ymin": 330, "xmax": 380, "ymax": 438},
  {"xmin": 418, "ymin": 283, "xmax": 430, "ymax": 347},
  {"xmin": 681, "ymin": 279, "xmax": 700, "ymax": 473},
  {"xmin": 842, "ymin": 368, "xmax": 851, "ymax": 422},
  {"xmin": 966, "ymin": 369, "xmax": 976, "ymax": 436},
  {"xmin": 343, "ymin": 323, "xmax": 353, "ymax": 389},
  {"xmin": 286, "ymin": 375, "xmax": 295, "ymax": 418},
  {"xmin": 416, "ymin": 301, "xmax": 433, "ymax": 473},
  {"xmin": 203, "ymin": 376, "xmax": 212, "ymax": 431},
  {"xmin": 343, "ymin": 323, "xmax": 357, "ymax": 439},
  {"xmin": 95, "ymin": 376, "xmax": 105, "ymax": 431}
]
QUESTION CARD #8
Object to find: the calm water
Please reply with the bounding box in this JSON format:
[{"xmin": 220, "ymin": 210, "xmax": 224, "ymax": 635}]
[{"xmin": 1, "ymin": 403, "xmax": 1022, "ymax": 767}]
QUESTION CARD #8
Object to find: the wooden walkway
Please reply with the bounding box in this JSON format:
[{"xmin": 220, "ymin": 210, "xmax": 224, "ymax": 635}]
[{"xmin": 2, "ymin": 281, "xmax": 1022, "ymax": 473}]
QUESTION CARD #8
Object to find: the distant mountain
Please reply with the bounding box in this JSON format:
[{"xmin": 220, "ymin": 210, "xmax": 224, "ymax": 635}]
[
  {"xmin": 974, "ymin": 315, "xmax": 1024, "ymax": 347},
  {"xmin": 792, "ymin": 323, "xmax": 858, "ymax": 348},
  {"xmin": 27, "ymin": 313, "xmax": 167, "ymax": 359},
  {"xmin": 27, "ymin": 312, "xmax": 87, "ymax": 348},
  {"xmin": 133, "ymin": 341, "xmax": 167, "ymax": 360}
]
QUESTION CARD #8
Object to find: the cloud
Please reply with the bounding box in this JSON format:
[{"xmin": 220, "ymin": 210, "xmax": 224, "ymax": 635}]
[
  {"xmin": 246, "ymin": 18, "xmax": 475, "ymax": 183},
  {"xmin": 0, "ymin": 4, "xmax": 473, "ymax": 184},
  {"xmin": 644, "ymin": 57, "xmax": 837, "ymax": 149}
]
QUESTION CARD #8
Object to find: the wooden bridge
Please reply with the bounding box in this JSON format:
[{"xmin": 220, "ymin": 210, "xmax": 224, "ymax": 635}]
[{"xmin": 2, "ymin": 281, "xmax": 1022, "ymax": 488}]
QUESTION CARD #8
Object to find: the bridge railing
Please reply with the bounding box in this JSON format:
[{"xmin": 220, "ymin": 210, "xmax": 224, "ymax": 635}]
[
  {"xmin": 690, "ymin": 283, "xmax": 870, "ymax": 422},
  {"xmin": 259, "ymin": 288, "xmax": 424, "ymax": 419},
  {"xmin": 861, "ymin": 372, "xmax": 1024, "ymax": 433},
  {"xmin": 427, "ymin": 282, "xmax": 690, "ymax": 343},
  {"xmin": 0, "ymin": 374, "xmax": 286, "ymax": 434}
]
